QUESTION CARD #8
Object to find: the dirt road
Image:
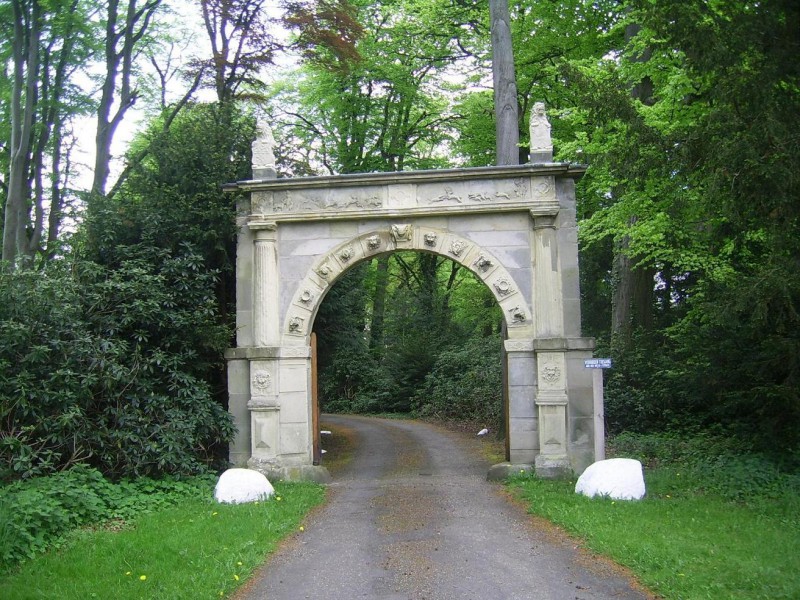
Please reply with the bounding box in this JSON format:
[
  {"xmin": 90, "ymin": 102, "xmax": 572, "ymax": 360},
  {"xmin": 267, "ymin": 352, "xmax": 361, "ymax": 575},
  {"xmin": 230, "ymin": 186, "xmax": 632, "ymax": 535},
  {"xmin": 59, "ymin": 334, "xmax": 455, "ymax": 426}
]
[{"xmin": 236, "ymin": 415, "xmax": 651, "ymax": 600}]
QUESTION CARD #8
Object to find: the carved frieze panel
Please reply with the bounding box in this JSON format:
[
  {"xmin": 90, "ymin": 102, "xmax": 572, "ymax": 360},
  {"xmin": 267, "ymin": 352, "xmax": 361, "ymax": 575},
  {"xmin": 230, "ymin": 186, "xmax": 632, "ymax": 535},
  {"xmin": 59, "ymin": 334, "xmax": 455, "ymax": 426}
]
[
  {"xmin": 338, "ymin": 245, "xmax": 355, "ymax": 263},
  {"xmin": 288, "ymin": 315, "xmax": 305, "ymax": 335},
  {"xmin": 268, "ymin": 188, "xmax": 385, "ymax": 215},
  {"xmin": 507, "ymin": 305, "xmax": 528, "ymax": 324},
  {"xmin": 418, "ymin": 177, "xmax": 530, "ymax": 207},
  {"xmin": 250, "ymin": 363, "xmax": 276, "ymax": 398},
  {"xmin": 365, "ymin": 234, "xmax": 382, "ymax": 252},
  {"xmin": 251, "ymin": 192, "xmax": 271, "ymax": 215},
  {"xmin": 316, "ymin": 261, "xmax": 334, "ymax": 280},
  {"xmin": 391, "ymin": 224, "xmax": 413, "ymax": 243},
  {"xmin": 493, "ymin": 276, "xmax": 516, "ymax": 297},
  {"xmin": 473, "ymin": 254, "xmax": 494, "ymax": 273},
  {"xmin": 448, "ymin": 239, "xmax": 469, "ymax": 258},
  {"xmin": 536, "ymin": 352, "xmax": 567, "ymax": 392}
]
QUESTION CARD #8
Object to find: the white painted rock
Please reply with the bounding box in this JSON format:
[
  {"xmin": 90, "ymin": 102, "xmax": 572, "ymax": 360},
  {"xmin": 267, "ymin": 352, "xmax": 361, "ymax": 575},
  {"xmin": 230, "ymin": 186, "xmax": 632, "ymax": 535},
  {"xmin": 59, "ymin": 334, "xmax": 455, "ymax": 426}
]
[
  {"xmin": 575, "ymin": 458, "xmax": 645, "ymax": 500},
  {"xmin": 214, "ymin": 468, "xmax": 275, "ymax": 504}
]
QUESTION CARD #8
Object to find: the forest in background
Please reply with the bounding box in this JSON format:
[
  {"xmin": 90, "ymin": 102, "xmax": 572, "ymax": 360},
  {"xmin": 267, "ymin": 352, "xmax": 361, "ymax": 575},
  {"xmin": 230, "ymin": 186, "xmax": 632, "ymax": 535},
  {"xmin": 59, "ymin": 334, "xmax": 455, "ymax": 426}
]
[{"xmin": 0, "ymin": 0, "xmax": 797, "ymax": 482}]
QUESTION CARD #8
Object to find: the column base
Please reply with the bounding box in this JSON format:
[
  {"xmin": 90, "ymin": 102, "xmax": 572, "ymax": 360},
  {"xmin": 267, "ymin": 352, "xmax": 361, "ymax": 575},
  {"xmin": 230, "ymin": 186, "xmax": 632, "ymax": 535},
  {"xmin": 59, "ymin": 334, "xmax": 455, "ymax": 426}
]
[
  {"xmin": 535, "ymin": 454, "xmax": 572, "ymax": 479},
  {"xmin": 486, "ymin": 462, "xmax": 535, "ymax": 481},
  {"xmin": 248, "ymin": 457, "xmax": 331, "ymax": 483}
]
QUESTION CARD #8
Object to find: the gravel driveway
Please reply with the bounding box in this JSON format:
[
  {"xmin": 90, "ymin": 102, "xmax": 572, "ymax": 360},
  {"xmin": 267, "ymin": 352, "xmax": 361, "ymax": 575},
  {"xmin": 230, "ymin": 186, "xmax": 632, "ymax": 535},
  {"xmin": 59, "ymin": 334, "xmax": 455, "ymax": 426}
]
[{"xmin": 235, "ymin": 415, "xmax": 652, "ymax": 600}]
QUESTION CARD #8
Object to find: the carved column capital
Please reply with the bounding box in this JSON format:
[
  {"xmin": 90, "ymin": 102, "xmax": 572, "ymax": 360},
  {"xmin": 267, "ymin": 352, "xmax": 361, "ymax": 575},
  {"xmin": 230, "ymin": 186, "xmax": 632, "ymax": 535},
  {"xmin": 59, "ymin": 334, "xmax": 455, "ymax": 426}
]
[{"xmin": 531, "ymin": 214, "xmax": 557, "ymax": 230}]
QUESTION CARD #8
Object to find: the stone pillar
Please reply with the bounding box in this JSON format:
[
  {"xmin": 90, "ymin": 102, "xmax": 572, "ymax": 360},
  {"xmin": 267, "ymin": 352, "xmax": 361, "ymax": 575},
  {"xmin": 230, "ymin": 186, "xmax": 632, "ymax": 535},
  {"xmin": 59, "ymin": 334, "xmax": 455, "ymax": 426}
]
[
  {"xmin": 227, "ymin": 358, "xmax": 250, "ymax": 467},
  {"xmin": 504, "ymin": 339, "xmax": 538, "ymax": 464},
  {"xmin": 252, "ymin": 223, "xmax": 279, "ymax": 347},
  {"xmin": 248, "ymin": 356, "xmax": 280, "ymax": 472},
  {"xmin": 531, "ymin": 214, "xmax": 570, "ymax": 476}
]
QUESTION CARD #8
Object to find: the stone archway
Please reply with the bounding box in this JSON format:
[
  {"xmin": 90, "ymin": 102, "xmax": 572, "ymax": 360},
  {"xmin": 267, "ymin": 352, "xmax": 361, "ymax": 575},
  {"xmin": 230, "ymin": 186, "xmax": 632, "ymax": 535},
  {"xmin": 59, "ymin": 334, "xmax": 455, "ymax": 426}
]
[{"xmin": 224, "ymin": 161, "xmax": 596, "ymax": 481}]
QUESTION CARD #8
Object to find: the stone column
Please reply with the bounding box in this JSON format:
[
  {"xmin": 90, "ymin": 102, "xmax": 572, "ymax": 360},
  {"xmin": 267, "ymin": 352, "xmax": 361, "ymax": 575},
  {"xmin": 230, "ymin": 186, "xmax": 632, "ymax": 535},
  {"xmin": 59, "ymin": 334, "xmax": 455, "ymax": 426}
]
[
  {"xmin": 531, "ymin": 214, "xmax": 570, "ymax": 476},
  {"xmin": 248, "ymin": 222, "xmax": 281, "ymax": 474},
  {"xmin": 252, "ymin": 223, "xmax": 279, "ymax": 347}
]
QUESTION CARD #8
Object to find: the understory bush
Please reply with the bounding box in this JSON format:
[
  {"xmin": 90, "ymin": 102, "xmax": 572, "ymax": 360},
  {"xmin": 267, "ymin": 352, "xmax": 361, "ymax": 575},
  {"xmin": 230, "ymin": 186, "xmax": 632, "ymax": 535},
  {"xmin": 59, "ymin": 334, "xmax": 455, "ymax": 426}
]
[
  {"xmin": 412, "ymin": 334, "xmax": 503, "ymax": 430},
  {"xmin": 0, "ymin": 465, "xmax": 215, "ymax": 572},
  {"xmin": 0, "ymin": 246, "xmax": 234, "ymax": 482},
  {"xmin": 609, "ymin": 430, "xmax": 800, "ymax": 503}
]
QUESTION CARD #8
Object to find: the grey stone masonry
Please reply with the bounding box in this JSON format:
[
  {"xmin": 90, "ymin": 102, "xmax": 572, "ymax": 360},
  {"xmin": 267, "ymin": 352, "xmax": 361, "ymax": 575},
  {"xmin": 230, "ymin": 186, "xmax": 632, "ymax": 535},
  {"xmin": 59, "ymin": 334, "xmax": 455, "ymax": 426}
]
[{"xmin": 224, "ymin": 162, "xmax": 596, "ymax": 480}]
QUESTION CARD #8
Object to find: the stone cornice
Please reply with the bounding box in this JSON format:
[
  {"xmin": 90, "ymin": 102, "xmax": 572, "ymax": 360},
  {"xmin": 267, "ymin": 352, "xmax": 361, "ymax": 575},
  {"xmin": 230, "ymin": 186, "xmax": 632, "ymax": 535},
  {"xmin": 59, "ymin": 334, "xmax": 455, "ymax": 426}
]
[
  {"xmin": 223, "ymin": 163, "xmax": 586, "ymax": 193},
  {"xmin": 223, "ymin": 163, "xmax": 585, "ymax": 224}
]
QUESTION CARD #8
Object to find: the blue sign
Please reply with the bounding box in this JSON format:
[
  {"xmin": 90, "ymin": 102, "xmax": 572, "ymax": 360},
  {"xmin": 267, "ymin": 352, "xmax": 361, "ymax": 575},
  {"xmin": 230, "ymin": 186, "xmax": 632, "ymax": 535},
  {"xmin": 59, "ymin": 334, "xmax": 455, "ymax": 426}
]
[{"xmin": 584, "ymin": 358, "xmax": 612, "ymax": 369}]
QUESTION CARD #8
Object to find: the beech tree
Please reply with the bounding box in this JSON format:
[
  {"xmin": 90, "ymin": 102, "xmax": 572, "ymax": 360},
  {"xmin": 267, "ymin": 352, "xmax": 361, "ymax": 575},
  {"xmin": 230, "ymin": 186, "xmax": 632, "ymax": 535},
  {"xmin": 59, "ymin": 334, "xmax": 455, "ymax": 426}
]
[{"xmin": 2, "ymin": 0, "xmax": 96, "ymax": 266}]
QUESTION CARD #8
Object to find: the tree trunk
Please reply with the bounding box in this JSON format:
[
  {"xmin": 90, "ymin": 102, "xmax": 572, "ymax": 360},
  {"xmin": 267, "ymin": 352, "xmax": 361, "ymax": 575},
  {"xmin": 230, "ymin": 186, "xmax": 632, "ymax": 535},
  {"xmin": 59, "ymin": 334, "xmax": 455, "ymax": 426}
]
[
  {"xmin": 92, "ymin": 0, "xmax": 161, "ymax": 196},
  {"xmin": 369, "ymin": 255, "xmax": 390, "ymax": 359},
  {"xmin": 489, "ymin": 0, "xmax": 519, "ymax": 166},
  {"xmin": 611, "ymin": 24, "xmax": 656, "ymax": 341},
  {"xmin": 3, "ymin": 0, "xmax": 40, "ymax": 267}
]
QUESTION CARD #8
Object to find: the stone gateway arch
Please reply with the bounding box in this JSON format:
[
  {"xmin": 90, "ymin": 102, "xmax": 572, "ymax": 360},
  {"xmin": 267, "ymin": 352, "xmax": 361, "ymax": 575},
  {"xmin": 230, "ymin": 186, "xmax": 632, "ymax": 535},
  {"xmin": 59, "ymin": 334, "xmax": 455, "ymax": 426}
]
[{"xmin": 224, "ymin": 132, "xmax": 597, "ymax": 481}]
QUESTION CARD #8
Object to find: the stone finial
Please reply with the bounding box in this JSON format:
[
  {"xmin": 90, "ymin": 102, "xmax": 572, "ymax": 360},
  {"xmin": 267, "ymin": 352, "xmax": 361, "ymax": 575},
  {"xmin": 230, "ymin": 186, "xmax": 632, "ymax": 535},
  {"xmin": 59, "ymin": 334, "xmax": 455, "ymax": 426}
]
[
  {"xmin": 252, "ymin": 118, "xmax": 277, "ymax": 179},
  {"xmin": 529, "ymin": 101, "xmax": 553, "ymax": 159}
]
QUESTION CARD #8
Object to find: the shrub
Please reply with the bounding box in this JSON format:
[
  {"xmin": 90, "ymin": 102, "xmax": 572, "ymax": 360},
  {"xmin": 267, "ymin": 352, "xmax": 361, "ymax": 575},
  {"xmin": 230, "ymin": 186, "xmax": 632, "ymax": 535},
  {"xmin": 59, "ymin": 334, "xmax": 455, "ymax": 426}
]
[
  {"xmin": 412, "ymin": 334, "xmax": 503, "ymax": 429},
  {"xmin": 0, "ymin": 465, "xmax": 216, "ymax": 572},
  {"xmin": 0, "ymin": 246, "xmax": 234, "ymax": 482}
]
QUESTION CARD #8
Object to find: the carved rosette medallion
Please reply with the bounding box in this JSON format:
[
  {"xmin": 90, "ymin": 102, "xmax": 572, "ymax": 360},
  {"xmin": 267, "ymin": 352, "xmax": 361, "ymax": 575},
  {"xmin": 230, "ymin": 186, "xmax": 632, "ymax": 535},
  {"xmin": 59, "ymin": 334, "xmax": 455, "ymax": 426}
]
[
  {"xmin": 299, "ymin": 289, "xmax": 315, "ymax": 305},
  {"xmin": 424, "ymin": 232, "xmax": 438, "ymax": 247},
  {"xmin": 391, "ymin": 224, "xmax": 412, "ymax": 242},
  {"xmin": 288, "ymin": 316, "xmax": 304, "ymax": 333},
  {"xmin": 542, "ymin": 364, "xmax": 561, "ymax": 384},
  {"xmin": 338, "ymin": 245, "xmax": 355, "ymax": 262},
  {"xmin": 473, "ymin": 254, "xmax": 494, "ymax": 272},
  {"xmin": 252, "ymin": 371, "xmax": 272, "ymax": 392},
  {"xmin": 449, "ymin": 240, "xmax": 467, "ymax": 257},
  {"xmin": 508, "ymin": 306, "xmax": 527, "ymax": 323},
  {"xmin": 493, "ymin": 277, "xmax": 514, "ymax": 297},
  {"xmin": 366, "ymin": 235, "xmax": 382, "ymax": 250}
]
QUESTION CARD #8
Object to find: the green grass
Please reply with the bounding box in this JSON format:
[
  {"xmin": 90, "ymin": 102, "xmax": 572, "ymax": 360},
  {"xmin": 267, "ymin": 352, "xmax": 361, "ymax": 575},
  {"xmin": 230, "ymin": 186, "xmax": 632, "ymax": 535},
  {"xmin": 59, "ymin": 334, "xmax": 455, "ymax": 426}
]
[
  {"xmin": 508, "ymin": 468, "xmax": 800, "ymax": 599},
  {"xmin": 0, "ymin": 481, "xmax": 325, "ymax": 600}
]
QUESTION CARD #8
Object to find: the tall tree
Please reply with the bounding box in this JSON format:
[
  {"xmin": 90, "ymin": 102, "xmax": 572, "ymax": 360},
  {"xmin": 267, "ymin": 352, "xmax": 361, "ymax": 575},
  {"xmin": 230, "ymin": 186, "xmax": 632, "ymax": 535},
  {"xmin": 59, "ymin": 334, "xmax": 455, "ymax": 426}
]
[
  {"xmin": 2, "ymin": 0, "xmax": 94, "ymax": 266},
  {"xmin": 91, "ymin": 0, "xmax": 162, "ymax": 197}
]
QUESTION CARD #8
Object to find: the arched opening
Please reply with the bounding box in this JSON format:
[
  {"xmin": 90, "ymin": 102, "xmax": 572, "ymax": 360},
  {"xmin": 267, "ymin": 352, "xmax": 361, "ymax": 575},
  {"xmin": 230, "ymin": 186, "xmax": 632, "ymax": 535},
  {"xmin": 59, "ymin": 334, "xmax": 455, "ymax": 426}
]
[{"xmin": 311, "ymin": 250, "xmax": 507, "ymax": 456}]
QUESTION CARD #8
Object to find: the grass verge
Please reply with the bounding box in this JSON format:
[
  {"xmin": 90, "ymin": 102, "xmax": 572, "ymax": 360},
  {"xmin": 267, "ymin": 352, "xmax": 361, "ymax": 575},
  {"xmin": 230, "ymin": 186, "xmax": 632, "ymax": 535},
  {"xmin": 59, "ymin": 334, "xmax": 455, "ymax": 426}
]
[
  {"xmin": 508, "ymin": 467, "xmax": 800, "ymax": 599},
  {"xmin": 0, "ymin": 480, "xmax": 325, "ymax": 600}
]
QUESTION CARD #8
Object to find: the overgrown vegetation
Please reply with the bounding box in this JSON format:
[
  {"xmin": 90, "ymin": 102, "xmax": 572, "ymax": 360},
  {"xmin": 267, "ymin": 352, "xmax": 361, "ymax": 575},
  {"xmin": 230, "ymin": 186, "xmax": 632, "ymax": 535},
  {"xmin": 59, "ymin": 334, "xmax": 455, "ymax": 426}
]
[
  {"xmin": 509, "ymin": 433, "xmax": 800, "ymax": 599},
  {"xmin": 0, "ymin": 472, "xmax": 325, "ymax": 599},
  {"xmin": 0, "ymin": 466, "xmax": 217, "ymax": 572}
]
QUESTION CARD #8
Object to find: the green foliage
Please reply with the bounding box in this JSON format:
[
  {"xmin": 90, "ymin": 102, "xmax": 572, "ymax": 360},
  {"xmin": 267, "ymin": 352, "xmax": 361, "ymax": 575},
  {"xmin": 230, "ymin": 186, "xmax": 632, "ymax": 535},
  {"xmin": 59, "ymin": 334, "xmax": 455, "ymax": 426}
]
[
  {"xmin": 609, "ymin": 431, "xmax": 800, "ymax": 504},
  {"xmin": 0, "ymin": 465, "xmax": 216, "ymax": 572},
  {"xmin": 0, "ymin": 480, "xmax": 325, "ymax": 598},
  {"xmin": 0, "ymin": 247, "xmax": 235, "ymax": 482},
  {"xmin": 508, "ymin": 461, "xmax": 800, "ymax": 600},
  {"xmin": 317, "ymin": 252, "xmax": 503, "ymax": 421},
  {"xmin": 412, "ymin": 334, "xmax": 503, "ymax": 430}
]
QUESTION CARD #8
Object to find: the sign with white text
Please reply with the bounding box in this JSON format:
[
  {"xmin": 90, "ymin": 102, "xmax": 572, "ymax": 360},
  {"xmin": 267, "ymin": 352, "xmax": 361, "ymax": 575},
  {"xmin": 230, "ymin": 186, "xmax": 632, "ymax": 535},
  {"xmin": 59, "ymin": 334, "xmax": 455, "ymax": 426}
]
[{"xmin": 584, "ymin": 358, "xmax": 612, "ymax": 369}]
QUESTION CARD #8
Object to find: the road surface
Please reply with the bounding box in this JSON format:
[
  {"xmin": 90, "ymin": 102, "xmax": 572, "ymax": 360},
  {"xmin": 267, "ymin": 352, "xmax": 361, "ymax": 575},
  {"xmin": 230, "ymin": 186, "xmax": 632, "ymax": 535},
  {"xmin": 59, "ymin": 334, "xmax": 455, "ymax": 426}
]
[{"xmin": 236, "ymin": 415, "xmax": 651, "ymax": 600}]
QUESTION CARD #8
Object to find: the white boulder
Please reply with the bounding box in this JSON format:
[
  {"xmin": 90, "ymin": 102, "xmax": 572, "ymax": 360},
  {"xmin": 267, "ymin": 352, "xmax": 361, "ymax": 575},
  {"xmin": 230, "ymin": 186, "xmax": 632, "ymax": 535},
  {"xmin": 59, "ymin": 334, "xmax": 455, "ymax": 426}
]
[
  {"xmin": 575, "ymin": 458, "xmax": 645, "ymax": 500},
  {"xmin": 214, "ymin": 468, "xmax": 275, "ymax": 504}
]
